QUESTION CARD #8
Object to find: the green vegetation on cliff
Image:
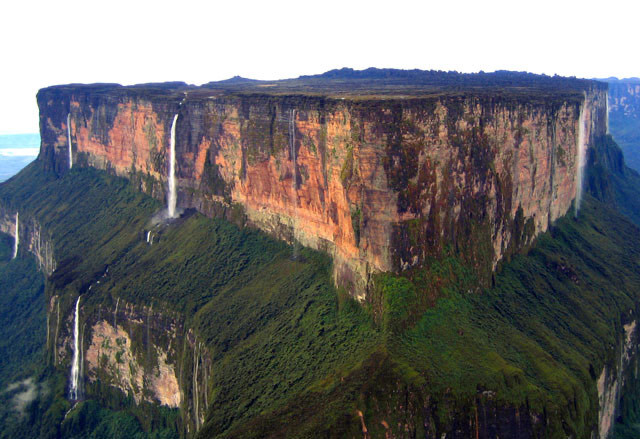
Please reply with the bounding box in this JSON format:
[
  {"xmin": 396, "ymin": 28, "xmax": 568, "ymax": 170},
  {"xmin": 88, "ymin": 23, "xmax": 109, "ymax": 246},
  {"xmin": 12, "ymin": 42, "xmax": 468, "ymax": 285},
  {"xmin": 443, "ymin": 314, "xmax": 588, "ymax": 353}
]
[
  {"xmin": 2, "ymin": 134, "xmax": 640, "ymax": 438},
  {"xmin": 0, "ymin": 232, "xmax": 45, "ymax": 386},
  {"xmin": 225, "ymin": 192, "xmax": 640, "ymax": 439},
  {"xmin": 0, "ymin": 162, "xmax": 378, "ymax": 438},
  {"xmin": 0, "ymin": 231, "xmax": 46, "ymax": 438}
]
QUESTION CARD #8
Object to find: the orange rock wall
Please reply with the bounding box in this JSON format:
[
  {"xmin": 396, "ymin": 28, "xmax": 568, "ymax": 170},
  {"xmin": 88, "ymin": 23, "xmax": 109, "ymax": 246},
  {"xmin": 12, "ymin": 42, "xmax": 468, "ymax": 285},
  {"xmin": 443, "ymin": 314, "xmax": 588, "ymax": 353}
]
[
  {"xmin": 37, "ymin": 87, "xmax": 607, "ymax": 297},
  {"xmin": 85, "ymin": 319, "xmax": 181, "ymax": 408}
]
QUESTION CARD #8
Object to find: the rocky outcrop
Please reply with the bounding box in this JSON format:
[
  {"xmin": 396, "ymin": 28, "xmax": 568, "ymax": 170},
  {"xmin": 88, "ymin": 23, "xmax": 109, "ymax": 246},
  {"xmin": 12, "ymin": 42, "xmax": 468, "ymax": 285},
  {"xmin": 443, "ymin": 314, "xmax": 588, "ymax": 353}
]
[
  {"xmin": 36, "ymin": 78, "xmax": 608, "ymax": 298},
  {"xmin": 85, "ymin": 317, "xmax": 180, "ymax": 408},
  {"xmin": 608, "ymin": 81, "xmax": 640, "ymax": 120},
  {"xmin": 597, "ymin": 320, "xmax": 638, "ymax": 439},
  {"xmin": 184, "ymin": 330, "xmax": 213, "ymax": 435},
  {"xmin": 48, "ymin": 294, "xmax": 211, "ymax": 434},
  {"xmin": 0, "ymin": 206, "xmax": 56, "ymax": 274}
]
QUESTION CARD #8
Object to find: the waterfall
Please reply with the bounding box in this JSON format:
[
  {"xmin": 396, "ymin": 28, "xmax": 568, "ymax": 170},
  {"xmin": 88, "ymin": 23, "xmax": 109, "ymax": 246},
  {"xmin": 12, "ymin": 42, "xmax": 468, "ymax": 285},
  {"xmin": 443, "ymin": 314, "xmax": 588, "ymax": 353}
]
[
  {"xmin": 12, "ymin": 212, "xmax": 18, "ymax": 259},
  {"xmin": 289, "ymin": 109, "xmax": 299, "ymax": 260},
  {"xmin": 54, "ymin": 301, "xmax": 60, "ymax": 364},
  {"xmin": 146, "ymin": 231, "xmax": 151, "ymax": 244},
  {"xmin": 193, "ymin": 342, "xmax": 200, "ymax": 429},
  {"xmin": 575, "ymin": 94, "xmax": 587, "ymax": 217},
  {"xmin": 67, "ymin": 113, "xmax": 73, "ymax": 169},
  {"xmin": 606, "ymin": 92, "xmax": 610, "ymax": 135},
  {"xmin": 167, "ymin": 114, "xmax": 179, "ymax": 218},
  {"xmin": 114, "ymin": 298, "xmax": 119, "ymax": 332},
  {"xmin": 69, "ymin": 296, "xmax": 81, "ymax": 400}
]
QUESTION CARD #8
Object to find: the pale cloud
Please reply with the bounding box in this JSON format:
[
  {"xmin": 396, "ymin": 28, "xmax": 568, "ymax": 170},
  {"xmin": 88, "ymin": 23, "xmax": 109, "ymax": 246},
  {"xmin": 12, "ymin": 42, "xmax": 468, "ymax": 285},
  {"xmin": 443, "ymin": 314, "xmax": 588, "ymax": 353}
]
[
  {"xmin": 4, "ymin": 378, "xmax": 39, "ymax": 415},
  {"xmin": 0, "ymin": 148, "xmax": 39, "ymax": 157}
]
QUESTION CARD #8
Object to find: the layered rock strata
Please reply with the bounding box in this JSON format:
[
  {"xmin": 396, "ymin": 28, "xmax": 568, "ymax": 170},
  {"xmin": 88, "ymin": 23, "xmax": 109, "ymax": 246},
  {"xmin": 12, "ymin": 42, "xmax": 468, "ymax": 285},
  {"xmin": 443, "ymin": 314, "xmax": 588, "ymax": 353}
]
[{"xmin": 37, "ymin": 82, "xmax": 608, "ymax": 297}]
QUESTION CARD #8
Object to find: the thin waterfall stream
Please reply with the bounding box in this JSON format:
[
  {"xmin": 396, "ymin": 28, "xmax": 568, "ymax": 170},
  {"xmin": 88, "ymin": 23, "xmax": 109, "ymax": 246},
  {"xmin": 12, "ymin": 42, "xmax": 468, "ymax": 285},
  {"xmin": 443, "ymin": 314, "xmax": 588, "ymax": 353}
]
[
  {"xmin": 12, "ymin": 212, "xmax": 18, "ymax": 259},
  {"xmin": 69, "ymin": 296, "xmax": 81, "ymax": 400},
  {"xmin": 67, "ymin": 113, "xmax": 73, "ymax": 169},
  {"xmin": 575, "ymin": 93, "xmax": 587, "ymax": 216},
  {"xmin": 606, "ymin": 92, "xmax": 610, "ymax": 135},
  {"xmin": 167, "ymin": 114, "xmax": 179, "ymax": 218}
]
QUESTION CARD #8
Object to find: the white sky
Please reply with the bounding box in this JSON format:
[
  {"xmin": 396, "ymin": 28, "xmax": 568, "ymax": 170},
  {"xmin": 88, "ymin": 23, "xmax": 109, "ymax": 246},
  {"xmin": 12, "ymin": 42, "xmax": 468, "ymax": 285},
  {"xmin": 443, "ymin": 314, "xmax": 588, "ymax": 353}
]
[{"xmin": 1, "ymin": 0, "xmax": 638, "ymax": 134}]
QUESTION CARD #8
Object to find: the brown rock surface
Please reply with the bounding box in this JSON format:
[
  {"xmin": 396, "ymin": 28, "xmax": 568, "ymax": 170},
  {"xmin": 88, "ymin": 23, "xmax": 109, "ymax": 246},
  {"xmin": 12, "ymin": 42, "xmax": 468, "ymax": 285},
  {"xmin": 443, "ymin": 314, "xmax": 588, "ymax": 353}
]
[
  {"xmin": 85, "ymin": 319, "xmax": 180, "ymax": 407},
  {"xmin": 37, "ymin": 80, "xmax": 607, "ymax": 297}
]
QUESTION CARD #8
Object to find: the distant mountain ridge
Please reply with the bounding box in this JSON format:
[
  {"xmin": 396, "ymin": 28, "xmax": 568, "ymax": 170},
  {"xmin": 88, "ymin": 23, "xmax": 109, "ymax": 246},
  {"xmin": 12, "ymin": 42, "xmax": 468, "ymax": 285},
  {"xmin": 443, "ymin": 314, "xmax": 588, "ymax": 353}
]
[
  {"xmin": 47, "ymin": 68, "xmax": 604, "ymax": 100},
  {"xmin": 598, "ymin": 77, "xmax": 640, "ymax": 83},
  {"xmin": 0, "ymin": 134, "xmax": 39, "ymax": 182},
  {"xmin": 600, "ymin": 78, "xmax": 640, "ymax": 172}
]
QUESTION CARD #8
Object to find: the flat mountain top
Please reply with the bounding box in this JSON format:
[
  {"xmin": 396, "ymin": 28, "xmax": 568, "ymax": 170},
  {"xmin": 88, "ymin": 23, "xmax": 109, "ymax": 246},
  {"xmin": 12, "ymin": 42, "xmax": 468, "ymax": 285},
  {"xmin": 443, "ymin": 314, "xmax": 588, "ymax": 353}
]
[{"xmin": 41, "ymin": 68, "xmax": 605, "ymax": 102}]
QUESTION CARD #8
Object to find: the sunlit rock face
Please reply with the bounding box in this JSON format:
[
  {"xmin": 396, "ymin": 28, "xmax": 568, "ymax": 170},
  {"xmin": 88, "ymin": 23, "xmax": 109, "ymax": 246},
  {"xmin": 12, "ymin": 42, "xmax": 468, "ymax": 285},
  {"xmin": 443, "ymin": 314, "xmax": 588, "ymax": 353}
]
[
  {"xmin": 51, "ymin": 297, "xmax": 183, "ymax": 409},
  {"xmin": 85, "ymin": 318, "xmax": 181, "ymax": 408},
  {"xmin": 44, "ymin": 290, "xmax": 211, "ymax": 434},
  {"xmin": 37, "ymin": 81, "xmax": 607, "ymax": 297}
]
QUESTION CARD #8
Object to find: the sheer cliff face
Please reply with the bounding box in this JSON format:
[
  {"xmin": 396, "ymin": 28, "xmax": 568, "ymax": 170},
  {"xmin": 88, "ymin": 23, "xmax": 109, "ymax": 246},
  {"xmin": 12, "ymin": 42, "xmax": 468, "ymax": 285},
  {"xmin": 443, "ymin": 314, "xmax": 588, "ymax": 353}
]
[
  {"xmin": 609, "ymin": 82, "xmax": 640, "ymax": 119},
  {"xmin": 597, "ymin": 320, "xmax": 638, "ymax": 439},
  {"xmin": 47, "ymin": 295, "xmax": 211, "ymax": 433},
  {"xmin": 0, "ymin": 207, "xmax": 56, "ymax": 274},
  {"xmin": 37, "ymin": 86, "xmax": 607, "ymax": 297},
  {"xmin": 607, "ymin": 80, "xmax": 640, "ymax": 173}
]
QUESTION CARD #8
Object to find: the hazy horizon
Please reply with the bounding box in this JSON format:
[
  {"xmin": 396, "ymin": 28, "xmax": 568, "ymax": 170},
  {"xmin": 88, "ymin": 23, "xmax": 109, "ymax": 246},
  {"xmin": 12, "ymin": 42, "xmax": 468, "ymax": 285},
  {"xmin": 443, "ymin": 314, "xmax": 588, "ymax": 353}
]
[
  {"xmin": 0, "ymin": 134, "xmax": 39, "ymax": 181},
  {"xmin": 3, "ymin": 0, "xmax": 638, "ymax": 134}
]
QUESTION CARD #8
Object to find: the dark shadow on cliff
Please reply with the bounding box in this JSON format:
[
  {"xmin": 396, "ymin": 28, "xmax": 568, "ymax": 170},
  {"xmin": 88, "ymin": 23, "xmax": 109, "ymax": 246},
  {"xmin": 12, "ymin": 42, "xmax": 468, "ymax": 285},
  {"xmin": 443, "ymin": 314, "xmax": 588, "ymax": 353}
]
[
  {"xmin": 4, "ymin": 143, "xmax": 640, "ymax": 438},
  {"xmin": 215, "ymin": 189, "xmax": 640, "ymax": 439},
  {"xmin": 586, "ymin": 134, "xmax": 640, "ymax": 225}
]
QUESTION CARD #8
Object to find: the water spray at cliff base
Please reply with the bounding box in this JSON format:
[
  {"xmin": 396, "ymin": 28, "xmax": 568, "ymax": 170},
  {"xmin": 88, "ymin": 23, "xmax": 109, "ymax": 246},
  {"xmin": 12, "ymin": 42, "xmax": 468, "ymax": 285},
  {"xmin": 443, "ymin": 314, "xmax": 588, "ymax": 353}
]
[
  {"xmin": 152, "ymin": 113, "xmax": 183, "ymax": 225},
  {"xmin": 574, "ymin": 94, "xmax": 587, "ymax": 217}
]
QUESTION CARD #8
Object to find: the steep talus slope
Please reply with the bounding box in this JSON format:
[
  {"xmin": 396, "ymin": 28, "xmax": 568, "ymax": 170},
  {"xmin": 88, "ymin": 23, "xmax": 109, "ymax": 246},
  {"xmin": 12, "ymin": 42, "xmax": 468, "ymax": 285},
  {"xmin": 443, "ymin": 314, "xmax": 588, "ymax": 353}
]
[
  {"xmin": 2, "ymin": 143, "xmax": 640, "ymax": 438},
  {"xmin": 0, "ymin": 162, "xmax": 378, "ymax": 438},
  {"xmin": 212, "ymin": 134, "xmax": 640, "ymax": 439},
  {"xmin": 2, "ymin": 70, "xmax": 640, "ymax": 438},
  {"xmin": 220, "ymin": 192, "xmax": 640, "ymax": 439}
]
